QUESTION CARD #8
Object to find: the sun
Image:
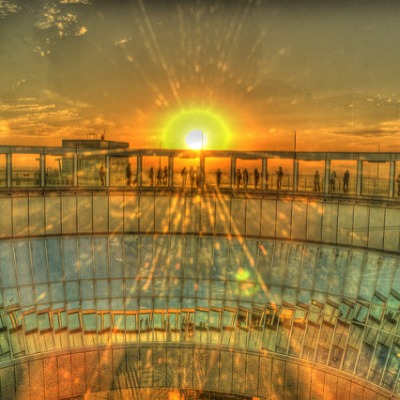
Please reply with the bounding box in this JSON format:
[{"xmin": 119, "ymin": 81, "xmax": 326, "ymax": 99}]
[
  {"xmin": 163, "ymin": 108, "xmax": 230, "ymax": 150},
  {"xmin": 185, "ymin": 130, "xmax": 208, "ymax": 150}
]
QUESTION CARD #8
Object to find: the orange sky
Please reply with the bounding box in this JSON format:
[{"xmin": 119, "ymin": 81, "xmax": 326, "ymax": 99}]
[{"xmin": 1, "ymin": 0, "xmax": 400, "ymax": 152}]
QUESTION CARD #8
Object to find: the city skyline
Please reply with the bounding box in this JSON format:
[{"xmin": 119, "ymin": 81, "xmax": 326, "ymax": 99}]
[{"xmin": 1, "ymin": 0, "xmax": 400, "ymax": 151}]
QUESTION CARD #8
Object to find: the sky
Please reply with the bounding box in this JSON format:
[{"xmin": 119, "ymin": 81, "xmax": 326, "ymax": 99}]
[{"xmin": 1, "ymin": 0, "xmax": 400, "ymax": 151}]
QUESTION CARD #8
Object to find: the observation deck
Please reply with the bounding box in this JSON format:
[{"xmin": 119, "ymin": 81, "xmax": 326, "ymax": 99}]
[{"xmin": 0, "ymin": 142, "xmax": 399, "ymax": 399}]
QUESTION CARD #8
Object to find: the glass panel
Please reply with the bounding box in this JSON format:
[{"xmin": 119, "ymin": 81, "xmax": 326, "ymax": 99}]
[
  {"xmin": 142, "ymin": 156, "xmax": 168, "ymax": 187},
  {"xmin": 14, "ymin": 241, "xmax": 32, "ymax": 286},
  {"xmin": 96, "ymin": 279, "xmax": 109, "ymax": 299},
  {"xmin": 0, "ymin": 242, "xmax": 16, "ymax": 287},
  {"xmin": 35, "ymin": 284, "xmax": 50, "ymax": 304},
  {"xmin": 110, "ymin": 236, "xmax": 125, "ymax": 278},
  {"xmin": 298, "ymin": 160, "xmax": 325, "ymax": 192},
  {"xmin": 79, "ymin": 237, "xmax": 94, "ymax": 279},
  {"xmin": 330, "ymin": 160, "xmax": 357, "ymax": 194},
  {"xmin": 343, "ymin": 251, "xmax": 364, "ymax": 299},
  {"xmin": 362, "ymin": 160, "xmax": 390, "ymax": 197},
  {"xmin": 235, "ymin": 158, "xmax": 262, "ymax": 190},
  {"xmin": 173, "ymin": 156, "xmax": 201, "ymax": 188},
  {"xmin": 265, "ymin": 158, "xmax": 293, "ymax": 191},
  {"xmin": 47, "ymin": 238, "xmax": 63, "ymax": 281},
  {"xmin": 50, "ymin": 283, "xmax": 64, "ymax": 303},
  {"xmin": 213, "ymin": 238, "xmax": 228, "ymax": 279},
  {"xmin": 169, "ymin": 237, "xmax": 184, "ymax": 278},
  {"xmin": 46, "ymin": 155, "xmax": 73, "ymax": 187},
  {"xmin": 12, "ymin": 153, "xmax": 40, "ymax": 187},
  {"xmin": 63, "ymin": 238, "xmax": 79, "ymax": 280},
  {"xmin": 0, "ymin": 154, "xmax": 6, "ymax": 187},
  {"xmin": 77, "ymin": 154, "xmax": 107, "ymax": 187},
  {"xmin": 205, "ymin": 157, "xmax": 231, "ymax": 188},
  {"xmin": 83, "ymin": 313, "xmax": 96, "ymax": 331}
]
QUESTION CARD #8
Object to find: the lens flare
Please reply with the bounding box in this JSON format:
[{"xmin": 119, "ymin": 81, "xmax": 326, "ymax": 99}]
[
  {"xmin": 163, "ymin": 108, "xmax": 230, "ymax": 150},
  {"xmin": 186, "ymin": 129, "xmax": 208, "ymax": 150}
]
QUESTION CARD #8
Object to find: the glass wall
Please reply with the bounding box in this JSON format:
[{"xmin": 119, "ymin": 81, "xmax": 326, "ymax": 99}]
[
  {"xmin": 110, "ymin": 155, "xmax": 136, "ymax": 187},
  {"xmin": 329, "ymin": 160, "xmax": 357, "ymax": 194},
  {"xmin": 362, "ymin": 161, "xmax": 390, "ymax": 197},
  {"xmin": 265, "ymin": 158, "xmax": 294, "ymax": 191},
  {"xmin": 142, "ymin": 156, "xmax": 169, "ymax": 187},
  {"xmin": 0, "ymin": 154, "xmax": 5, "ymax": 187},
  {"xmin": 12, "ymin": 153, "xmax": 40, "ymax": 187},
  {"xmin": 205, "ymin": 157, "xmax": 231, "ymax": 188},
  {"xmin": 0, "ymin": 235, "xmax": 399, "ymax": 394},
  {"xmin": 173, "ymin": 156, "xmax": 200, "ymax": 188},
  {"xmin": 45, "ymin": 154, "xmax": 74, "ymax": 187},
  {"xmin": 298, "ymin": 160, "xmax": 325, "ymax": 192},
  {"xmin": 235, "ymin": 158, "xmax": 262, "ymax": 189}
]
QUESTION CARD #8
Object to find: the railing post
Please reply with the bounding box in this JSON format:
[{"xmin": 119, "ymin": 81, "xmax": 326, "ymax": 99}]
[
  {"xmin": 262, "ymin": 157, "xmax": 268, "ymax": 190},
  {"xmin": 231, "ymin": 156, "xmax": 236, "ymax": 189},
  {"xmin": 105, "ymin": 155, "xmax": 110, "ymax": 187},
  {"xmin": 73, "ymin": 154, "xmax": 78, "ymax": 187},
  {"xmin": 137, "ymin": 154, "xmax": 143, "ymax": 187},
  {"xmin": 40, "ymin": 154, "xmax": 46, "ymax": 188},
  {"xmin": 389, "ymin": 160, "xmax": 395, "ymax": 198},
  {"xmin": 324, "ymin": 159, "xmax": 330, "ymax": 194},
  {"xmin": 168, "ymin": 153, "xmax": 174, "ymax": 187},
  {"xmin": 293, "ymin": 159, "xmax": 299, "ymax": 192},
  {"xmin": 356, "ymin": 159, "xmax": 363, "ymax": 196},
  {"xmin": 199, "ymin": 153, "xmax": 205, "ymax": 188},
  {"xmin": 6, "ymin": 153, "xmax": 12, "ymax": 188}
]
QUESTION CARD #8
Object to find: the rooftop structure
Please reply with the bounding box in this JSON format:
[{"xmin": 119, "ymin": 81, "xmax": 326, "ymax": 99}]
[{"xmin": 0, "ymin": 143, "xmax": 399, "ymax": 399}]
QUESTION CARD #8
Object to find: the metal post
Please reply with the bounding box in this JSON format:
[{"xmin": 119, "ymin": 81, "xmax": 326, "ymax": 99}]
[
  {"xmin": 105, "ymin": 155, "xmax": 110, "ymax": 187},
  {"xmin": 168, "ymin": 154, "xmax": 174, "ymax": 187},
  {"xmin": 356, "ymin": 159, "xmax": 363, "ymax": 196},
  {"xmin": 6, "ymin": 153, "xmax": 11, "ymax": 188},
  {"xmin": 137, "ymin": 154, "xmax": 143, "ymax": 187},
  {"xmin": 40, "ymin": 154, "xmax": 45, "ymax": 188},
  {"xmin": 293, "ymin": 159, "xmax": 299, "ymax": 192},
  {"xmin": 262, "ymin": 157, "xmax": 268, "ymax": 190},
  {"xmin": 231, "ymin": 156, "xmax": 236, "ymax": 189},
  {"xmin": 199, "ymin": 153, "xmax": 205, "ymax": 188},
  {"xmin": 389, "ymin": 160, "xmax": 395, "ymax": 198},
  {"xmin": 324, "ymin": 159, "xmax": 330, "ymax": 194},
  {"xmin": 73, "ymin": 154, "xmax": 78, "ymax": 187}
]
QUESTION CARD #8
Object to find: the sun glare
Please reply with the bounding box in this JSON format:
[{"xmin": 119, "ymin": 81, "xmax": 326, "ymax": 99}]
[
  {"xmin": 185, "ymin": 130, "xmax": 208, "ymax": 150},
  {"xmin": 163, "ymin": 108, "xmax": 230, "ymax": 150}
]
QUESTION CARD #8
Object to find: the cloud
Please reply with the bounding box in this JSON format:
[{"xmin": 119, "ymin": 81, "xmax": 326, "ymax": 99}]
[
  {"xmin": 59, "ymin": 0, "xmax": 91, "ymax": 4},
  {"xmin": 34, "ymin": 3, "xmax": 87, "ymax": 42},
  {"xmin": 0, "ymin": 0, "xmax": 20, "ymax": 19},
  {"xmin": 114, "ymin": 38, "xmax": 131, "ymax": 47}
]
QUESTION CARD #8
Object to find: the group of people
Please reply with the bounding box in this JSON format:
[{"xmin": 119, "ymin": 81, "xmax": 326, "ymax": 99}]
[
  {"xmin": 99, "ymin": 163, "xmax": 356, "ymax": 193},
  {"xmin": 149, "ymin": 166, "xmax": 169, "ymax": 186},
  {"xmin": 180, "ymin": 166, "xmax": 202, "ymax": 188},
  {"xmin": 322, "ymin": 170, "xmax": 350, "ymax": 193}
]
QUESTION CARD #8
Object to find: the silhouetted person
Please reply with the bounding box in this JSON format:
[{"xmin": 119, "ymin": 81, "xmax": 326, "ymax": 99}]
[
  {"xmin": 126, "ymin": 163, "xmax": 132, "ymax": 186},
  {"xmin": 216, "ymin": 168, "xmax": 222, "ymax": 187},
  {"xmin": 181, "ymin": 166, "xmax": 188, "ymax": 187},
  {"xmin": 396, "ymin": 174, "xmax": 400, "ymax": 195},
  {"xmin": 236, "ymin": 169, "xmax": 242, "ymax": 188},
  {"xmin": 196, "ymin": 166, "xmax": 202, "ymax": 188},
  {"xmin": 343, "ymin": 170, "xmax": 350, "ymax": 193},
  {"xmin": 254, "ymin": 168, "xmax": 260, "ymax": 188},
  {"xmin": 163, "ymin": 166, "xmax": 168, "ymax": 185},
  {"xmin": 314, "ymin": 170, "xmax": 320, "ymax": 191},
  {"xmin": 99, "ymin": 164, "xmax": 106, "ymax": 186},
  {"xmin": 243, "ymin": 168, "xmax": 249, "ymax": 188},
  {"xmin": 276, "ymin": 167, "xmax": 283, "ymax": 189},
  {"xmin": 156, "ymin": 167, "xmax": 162, "ymax": 186},
  {"xmin": 149, "ymin": 167, "xmax": 154, "ymax": 186},
  {"xmin": 330, "ymin": 171, "xmax": 337, "ymax": 193},
  {"xmin": 189, "ymin": 166, "xmax": 195, "ymax": 188}
]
